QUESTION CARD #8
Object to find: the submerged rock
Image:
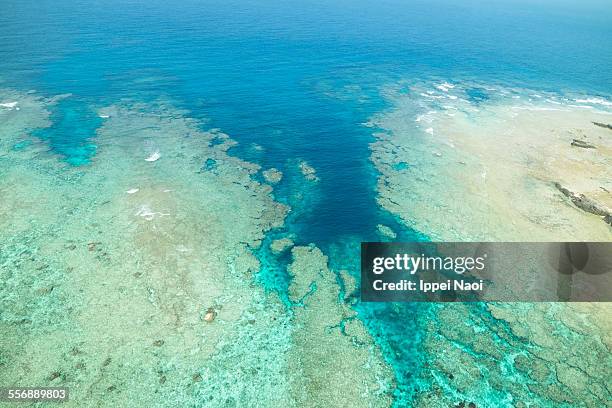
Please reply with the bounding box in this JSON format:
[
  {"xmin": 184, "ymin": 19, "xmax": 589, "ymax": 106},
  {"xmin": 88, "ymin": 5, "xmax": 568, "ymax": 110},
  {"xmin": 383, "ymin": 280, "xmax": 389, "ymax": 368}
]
[
  {"xmin": 262, "ymin": 168, "xmax": 283, "ymax": 184},
  {"xmin": 203, "ymin": 307, "xmax": 217, "ymax": 323},
  {"xmin": 376, "ymin": 224, "xmax": 397, "ymax": 239},
  {"xmin": 299, "ymin": 160, "xmax": 319, "ymax": 181},
  {"xmin": 270, "ymin": 237, "xmax": 294, "ymax": 254}
]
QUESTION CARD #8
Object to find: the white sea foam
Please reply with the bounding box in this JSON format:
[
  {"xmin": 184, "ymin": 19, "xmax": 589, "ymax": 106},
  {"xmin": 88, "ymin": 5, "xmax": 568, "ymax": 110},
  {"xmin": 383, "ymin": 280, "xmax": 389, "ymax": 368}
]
[
  {"xmin": 145, "ymin": 151, "xmax": 161, "ymax": 162},
  {"xmin": 99, "ymin": 114, "xmax": 110, "ymax": 119},
  {"xmin": 361, "ymin": 121, "xmax": 376, "ymax": 128},
  {"xmin": 126, "ymin": 188, "xmax": 139, "ymax": 194},
  {"xmin": 420, "ymin": 92, "xmax": 444, "ymax": 100},
  {"xmin": 135, "ymin": 204, "xmax": 169, "ymax": 221},
  {"xmin": 435, "ymin": 82, "xmax": 455, "ymax": 92},
  {"xmin": 574, "ymin": 97, "xmax": 612, "ymax": 107},
  {"xmin": 0, "ymin": 101, "xmax": 18, "ymax": 109},
  {"xmin": 136, "ymin": 204, "xmax": 156, "ymax": 221},
  {"xmin": 512, "ymin": 106, "xmax": 563, "ymax": 112},
  {"xmin": 425, "ymin": 127, "xmax": 434, "ymax": 135},
  {"xmin": 415, "ymin": 111, "xmax": 437, "ymax": 123}
]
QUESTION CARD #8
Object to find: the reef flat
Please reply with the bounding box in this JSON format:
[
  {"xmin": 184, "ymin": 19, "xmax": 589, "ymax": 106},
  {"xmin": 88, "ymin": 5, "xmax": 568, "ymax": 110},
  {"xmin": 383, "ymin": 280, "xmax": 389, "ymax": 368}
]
[
  {"xmin": 371, "ymin": 82, "xmax": 612, "ymax": 241},
  {"xmin": 370, "ymin": 81, "xmax": 612, "ymax": 407},
  {"xmin": 287, "ymin": 245, "xmax": 393, "ymax": 407},
  {"xmin": 0, "ymin": 90, "xmax": 391, "ymax": 407}
]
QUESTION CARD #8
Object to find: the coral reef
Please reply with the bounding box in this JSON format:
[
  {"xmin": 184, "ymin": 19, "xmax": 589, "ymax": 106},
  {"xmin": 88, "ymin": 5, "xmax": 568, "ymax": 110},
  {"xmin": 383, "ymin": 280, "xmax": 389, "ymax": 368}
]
[
  {"xmin": 0, "ymin": 90, "xmax": 390, "ymax": 407},
  {"xmin": 369, "ymin": 82, "xmax": 612, "ymax": 407}
]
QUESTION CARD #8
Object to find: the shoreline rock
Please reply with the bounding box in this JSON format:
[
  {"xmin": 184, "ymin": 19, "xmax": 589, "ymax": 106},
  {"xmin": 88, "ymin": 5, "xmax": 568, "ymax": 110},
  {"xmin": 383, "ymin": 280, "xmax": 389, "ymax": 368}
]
[
  {"xmin": 554, "ymin": 182, "xmax": 612, "ymax": 225},
  {"xmin": 592, "ymin": 121, "xmax": 612, "ymax": 131},
  {"xmin": 570, "ymin": 139, "xmax": 595, "ymax": 149}
]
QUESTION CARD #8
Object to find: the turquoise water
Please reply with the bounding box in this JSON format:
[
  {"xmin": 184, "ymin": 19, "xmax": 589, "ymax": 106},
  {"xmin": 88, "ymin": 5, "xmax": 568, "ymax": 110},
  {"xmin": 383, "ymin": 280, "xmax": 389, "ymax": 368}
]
[
  {"xmin": 32, "ymin": 99, "xmax": 101, "ymax": 165},
  {"xmin": 1, "ymin": 0, "xmax": 611, "ymax": 405}
]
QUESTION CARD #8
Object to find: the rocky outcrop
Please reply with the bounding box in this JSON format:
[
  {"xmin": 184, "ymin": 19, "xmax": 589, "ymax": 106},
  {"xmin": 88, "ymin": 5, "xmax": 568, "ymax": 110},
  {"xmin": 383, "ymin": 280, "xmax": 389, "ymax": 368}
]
[
  {"xmin": 592, "ymin": 121, "xmax": 612, "ymax": 131},
  {"xmin": 263, "ymin": 168, "xmax": 283, "ymax": 184},
  {"xmin": 571, "ymin": 139, "xmax": 596, "ymax": 149},
  {"xmin": 299, "ymin": 161, "xmax": 319, "ymax": 182},
  {"xmin": 554, "ymin": 182, "xmax": 612, "ymax": 225}
]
